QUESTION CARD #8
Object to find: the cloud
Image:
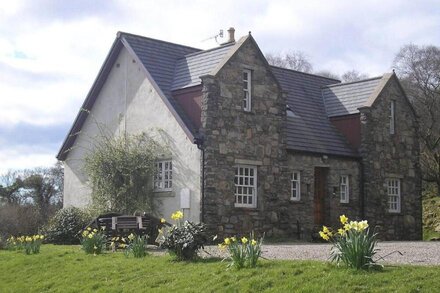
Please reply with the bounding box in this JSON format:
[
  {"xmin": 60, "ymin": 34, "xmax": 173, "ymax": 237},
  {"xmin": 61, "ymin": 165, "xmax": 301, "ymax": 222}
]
[{"xmin": 0, "ymin": 0, "xmax": 439, "ymax": 172}]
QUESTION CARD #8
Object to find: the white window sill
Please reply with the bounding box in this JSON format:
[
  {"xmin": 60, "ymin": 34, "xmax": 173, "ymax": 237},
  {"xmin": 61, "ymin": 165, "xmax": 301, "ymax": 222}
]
[{"xmin": 234, "ymin": 203, "xmax": 257, "ymax": 209}]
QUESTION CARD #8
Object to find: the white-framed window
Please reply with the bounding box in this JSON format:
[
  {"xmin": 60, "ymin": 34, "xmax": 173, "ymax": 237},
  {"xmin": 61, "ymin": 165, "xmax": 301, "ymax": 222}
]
[
  {"xmin": 340, "ymin": 175, "xmax": 349, "ymax": 203},
  {"xmin": 390, "ymin": 100, "xmax": 396, "ymax": 134},
  {"xmin": 243, "ymin": 69, "xmax": 252, "ymax": 112},
  {"xmin": 234, "ymin": 165, "xmax": 257, "ymax": 208},
  {"xmin": 154, "ymin": 160, "xmax": 172, "ymax": 191},
  {"xmin": 291, "ymin": 171, "xmax": 301, "ymax": 201},
  {"xmin": 387, "ymin": 178, "xmax": 401, "ymax": 213}
]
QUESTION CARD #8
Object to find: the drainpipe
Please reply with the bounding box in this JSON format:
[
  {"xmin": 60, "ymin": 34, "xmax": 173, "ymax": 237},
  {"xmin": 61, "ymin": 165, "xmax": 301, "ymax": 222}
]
[
  {"xmin": 360, "ymin": 159, "xmax": 365, "ymax": 219},
  {"xmin": 193, "ymin": 135, "xmax": 205, "ymax": 223}
]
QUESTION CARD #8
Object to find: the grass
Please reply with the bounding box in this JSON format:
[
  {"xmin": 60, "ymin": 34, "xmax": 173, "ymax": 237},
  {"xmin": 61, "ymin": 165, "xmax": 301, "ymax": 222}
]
[{"xmin": 1, "ymin": 245, "xmax": 440, "ymax": 292}]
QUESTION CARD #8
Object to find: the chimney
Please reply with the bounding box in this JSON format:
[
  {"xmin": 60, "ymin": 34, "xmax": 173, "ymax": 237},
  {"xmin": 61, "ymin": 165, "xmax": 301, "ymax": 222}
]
[{"xmin": 227, "ymin": 27, "xmax": 235, "ymax": 43}]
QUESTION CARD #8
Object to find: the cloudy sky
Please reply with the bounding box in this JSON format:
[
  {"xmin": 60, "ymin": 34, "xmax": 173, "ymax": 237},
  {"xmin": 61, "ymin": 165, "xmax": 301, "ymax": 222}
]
[{"xmin": 0, "ymin": 0, "xmax": 439, "ymax": 174}]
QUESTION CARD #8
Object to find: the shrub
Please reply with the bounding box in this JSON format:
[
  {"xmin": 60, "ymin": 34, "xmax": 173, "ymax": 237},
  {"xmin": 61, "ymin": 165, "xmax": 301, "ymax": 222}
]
[
  {"xmin": 42, "ymin": 207, "xmax": 89, "ymax": 245},
  {"xmin": 124, "ymin": 233, "xmax": 148, "ymax": 258},
  {"xmin": 320, "ymin": 215, "xmax": 380, "ymax": 270},
  {"xmin": 156, "ymin": 211, "xmax": 208, "ymax": 261},
  {"xmin": 0, "ymin": 204, "xmax": 42, "ymax": 236},
  {"xmin": 80, "ymin": 227, "xmax": 106, "ymax": 255},
  {"xmin": 219, "ymin": 232, "xmax": 264, "ymax": 269},
  {"xmin": 84, "ymin": 131, "xmax": 165, "ymax": 214}
]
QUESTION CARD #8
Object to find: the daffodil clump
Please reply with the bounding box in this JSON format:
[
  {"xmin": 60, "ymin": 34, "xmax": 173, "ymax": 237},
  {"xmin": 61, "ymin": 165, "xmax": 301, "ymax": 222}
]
[
  {"xmin": 219, "ymin": 232, "xmax": 264, "ymax": 269},
  {"xmin": 122, "ymin": 233, "xmax": 149, "ymax": 258},
  {"xmin": 156, "ymin": 210, "xmax": 208, "ymax": 261},
  {"xmin": 80, "ymin": 226, "xmax": 106, "ymax": 255},
  {"xmin": 6, "ymin": 235, "xmax": 44, "ymax": 254},
  {"xmin": 320, "ymin": 215, "xmax": 380, "ymax": 270}
]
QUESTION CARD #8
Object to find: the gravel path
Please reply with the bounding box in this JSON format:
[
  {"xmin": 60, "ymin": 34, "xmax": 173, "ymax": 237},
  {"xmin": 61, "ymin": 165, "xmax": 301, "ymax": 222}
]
[{"xmin": 201, "ymin": 241, "xmax": 440, "ymax": 266}]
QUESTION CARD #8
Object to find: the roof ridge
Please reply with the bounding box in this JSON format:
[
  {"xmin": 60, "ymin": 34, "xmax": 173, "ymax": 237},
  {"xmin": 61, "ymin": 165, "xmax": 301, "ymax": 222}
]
[
  {"xmin": 180, "ymin": 42, "xmax": 235, "ymax": 59},
  {"xmin": 117, "ymin": 31, "xmax": 202, "ymax": 52},
  {"xmin": 324, "ymin": 76, "xmax": 383, "ymax": 88},
  {"xmin": 270, "ymin": 65, "xmax": 341, "ymax": 82}
]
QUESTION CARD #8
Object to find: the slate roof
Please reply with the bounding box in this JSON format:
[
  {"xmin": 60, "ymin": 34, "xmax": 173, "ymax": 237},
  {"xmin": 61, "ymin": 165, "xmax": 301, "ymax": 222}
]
[
  {"xmin": 58, "ymin": 31, "xmax": 387, "ymax": 160},
  {"xmin": 322, "ymin": 77, "xmax": 383, "ymax": 117},
  {"xmin": 172, "ymin": 44, "xmax": 235, "ymax": 90},
  {"xmin": 122, "ymin": 33, "xmax": 202, "ymax": 135},
  {"xmin": 271, "ymin": 66, "xmax": 359, "ymax": 157}
]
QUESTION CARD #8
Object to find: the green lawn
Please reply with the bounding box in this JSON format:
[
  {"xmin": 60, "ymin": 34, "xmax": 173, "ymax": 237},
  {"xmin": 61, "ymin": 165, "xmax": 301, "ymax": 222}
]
[{"xmin": 1, "ymin": 245, "xmax": 440, "ymax": 292}]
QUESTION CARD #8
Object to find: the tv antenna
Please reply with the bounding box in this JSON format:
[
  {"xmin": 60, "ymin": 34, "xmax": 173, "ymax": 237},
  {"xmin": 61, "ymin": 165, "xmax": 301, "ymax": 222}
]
[{"xmin": 202, "ymin": 29, "xmax": 224, "ymax": 44}]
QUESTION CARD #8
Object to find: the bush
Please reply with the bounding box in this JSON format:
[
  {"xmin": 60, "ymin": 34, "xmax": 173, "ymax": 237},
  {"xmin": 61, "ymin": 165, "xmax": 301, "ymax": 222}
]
[
  {"xmin": 157, "ymin": 211, "xmax": 208, "ymax": 261},
  {"xmin": 0, "ymin": 204, "xmax": 42, "ymax": 236},
  {"xmin": 80, "ymin": 227, "xmax": 107, "ymax": 255},
  {"xmin": 42, "ymin": 207, "xmax": 89, "ymax": 244},
  {"xmin": 320, "ymin": 215, "xmax": 380, "ymax": 270},
  {"xmin": 219, "ymin": 232, "xmax": 264, "ymax": 269}
]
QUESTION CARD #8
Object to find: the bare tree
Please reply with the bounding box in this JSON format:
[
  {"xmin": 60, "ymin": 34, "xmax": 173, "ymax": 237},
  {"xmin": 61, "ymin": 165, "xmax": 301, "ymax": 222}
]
[
  {"xmin": 266, "ymin": 51, "xmax": 313, "ymax": 73},
  {"xmin": 314, "ymin": 70, "xmax": 340, "ymax": 80},
  {"xmin": 393, "ymin": 44, "xmax": 440, "ymax": 195},
  {"xmin": 341, "ymin": 70, "xmax": 369, "ymax": 82}
]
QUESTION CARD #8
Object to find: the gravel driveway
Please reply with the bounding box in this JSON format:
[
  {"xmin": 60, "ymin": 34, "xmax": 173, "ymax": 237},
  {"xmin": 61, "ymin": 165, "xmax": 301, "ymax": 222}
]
[{"xmin": 201, "ymin": 242, "xmax": 440, "ymax": 266}]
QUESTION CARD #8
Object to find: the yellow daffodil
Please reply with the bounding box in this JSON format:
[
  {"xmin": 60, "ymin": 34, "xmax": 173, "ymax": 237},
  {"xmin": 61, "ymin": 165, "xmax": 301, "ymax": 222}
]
[
  {"xmin": 358, "ymin": 220, "xmax": 369, "ymax": 231},
  {"xmin": 87, "ymin": 227, "xmax": 92, "ymax": 231},
  {"xmin": 160, "ymin": 218, "xmax": 166, "ymax": 223},
  {"xmin": 218, "ymin": 243, "xmax": 226, "ymax": 250},
  {"xmin": 231, "ymin": 237, "xmax": 236, "ymax": 242},
  {"xmin": 251, "ymin": 239, "xmax": 257, "ymax": 246},
  {"xmin": 241, "ymin": 237, "xmax": 248, "ymax": 244},
  {"xmin": 121, "ymin": 237, "xmax": 126, "ymax": 243},
  {"xmin": 101, "ymin": 226, "xmax": 106, "ymax": 230},
  {"xmin": 39, "ymin": 235, "xmax": 44, "ymax": 240},
  {"xmin": 93, "ymin": 229, "xmax": 98, "ymax": 233},
  {"xmin": 224, "ymin": 237, "xmax": 231, "ymax": 245},
  {"xmin": 120, "ymin": 243, "xmax": 126, "ymax": 248},
  {"xmin": 110, "ymin": 241, "xmax": 115, "ymax": 247},
  {"xmin": 88, "ymin": 234, "xmax": 93, "ymax": 239},
  {"xmin": 116, "ymin": 237, "xmax": 120, "ymax": 241},
  {"xmin": 338, "ymin": 228, "xmax": 346, "ymax": 236},
  {"xmin": 94, "ymin": 245, "xmax": 97, "ymax": 250},
  {"xmin": 319, "ymin": 231, "xmax": 330, "ymax": 241},
  {"xmin": 322, "ymin": 226, "xmax": 330, "ymax": 234},
  {"xmin": 128, "ymin": 233, "xmax": 135, "ymax": 241},
  {"xmin": 171, "ymin": 211, "xmax": 184, "ymax": 220},
  {"xmin": 340, "ymin": 215, "xmax": 348, "ymax": 225}
]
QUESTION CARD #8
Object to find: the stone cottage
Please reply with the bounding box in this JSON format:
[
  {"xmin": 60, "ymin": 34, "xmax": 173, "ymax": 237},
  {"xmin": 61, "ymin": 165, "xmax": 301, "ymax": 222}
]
[{"xmin": 57, "ymin": 28, "xmax": 421, "ymax": 240}]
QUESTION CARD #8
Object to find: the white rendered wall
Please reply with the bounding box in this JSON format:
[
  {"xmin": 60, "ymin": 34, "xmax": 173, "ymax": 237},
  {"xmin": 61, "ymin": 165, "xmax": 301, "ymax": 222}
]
[{"xmin": 63, "ymin": 47, "xmax": 201, "ymax": 222}]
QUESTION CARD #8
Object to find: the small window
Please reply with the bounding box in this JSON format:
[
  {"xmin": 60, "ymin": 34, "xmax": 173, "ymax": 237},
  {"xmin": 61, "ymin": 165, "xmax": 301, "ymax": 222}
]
[
  {"xmin": 154, "ymin": 160, "xmax": 173, "ymax": 191},
  {"xmin": 387, "ymin": 178, "xmax": 401, "ymax": 213},
  {"xmin": 291, "ymin": 171, "xmax": 301, "ymax": 201},
  {"xmin": 390, "ymin": 100, "xmax": 395, "ymax": 134},
  {"xmin": 234, "ymin": 165, "xmax": 257, "ymax": 208},
  {"xmin": 243, "ymin": 70, "xmax": 252, "ymax": 112},
  {"xmin": 340, "ymin": 175, "xmax": 349, "ymax": 203}
]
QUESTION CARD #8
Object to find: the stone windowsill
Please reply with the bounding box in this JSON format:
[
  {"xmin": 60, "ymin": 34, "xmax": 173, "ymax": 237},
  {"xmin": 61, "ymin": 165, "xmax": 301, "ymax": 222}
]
[
  {"xmin": 289, "ymin": 198, "xmax": 304, "ymax": 204},
  {"xmin": 153, "ymin": 190, "xmax": 174, "ymax": 197}
]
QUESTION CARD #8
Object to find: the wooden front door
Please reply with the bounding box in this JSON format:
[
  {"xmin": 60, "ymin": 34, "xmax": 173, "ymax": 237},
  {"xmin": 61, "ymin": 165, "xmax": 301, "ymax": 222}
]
[{"xmin": 314, "ymin": 167, "xmax": 328, "ymax": 226}]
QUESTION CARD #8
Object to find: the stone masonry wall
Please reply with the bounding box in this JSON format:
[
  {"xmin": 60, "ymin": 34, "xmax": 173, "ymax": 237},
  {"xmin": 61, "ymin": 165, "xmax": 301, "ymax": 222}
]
[
  {"xmin": 200, "ymin": 38, "xmax": 291, "ymax": 238},
  {"xmin": 360, "ymin": 77, "xmax": 422, "ymax": 240},
  {"xmin": 287, "ymin": 153, "xmax": 361, "ymax": 240}
]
